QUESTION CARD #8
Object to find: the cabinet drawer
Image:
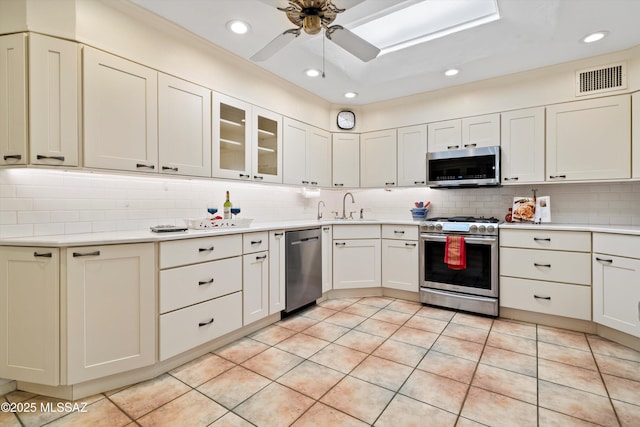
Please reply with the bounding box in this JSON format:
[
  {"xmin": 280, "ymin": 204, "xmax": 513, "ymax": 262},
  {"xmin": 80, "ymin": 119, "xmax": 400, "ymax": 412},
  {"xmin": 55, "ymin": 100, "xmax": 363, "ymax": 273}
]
[
  {"xmin": 381, "ymin": 224, "xmax": 418, "ymax": 240},
  {"xmin": 160, "ymin": 234, "xmax": 242, "ymax": 268},
  {"xmin": 333, "ymin": 224, "xmax": 381, "ymax": 239},
  {"xmin": 243, "ymin": 231, "xmax": 269, "ymax": 253},
  {"xmin": 500, "ymin": 277, "xmax": 591, "ymax": 320},
  {"xmin": 159, "ymin": 291, "xmax": 242, "ymax": 360},
  {"xmin": 160, "ymin": 256, "xmax": 242, "ymax": 314},
  {"xmin": 500, "ymin": 247, "xmax": 591, "ymax": 285},
  {"xmin": 593, "ymin": 233, "xmax": 640, "ymax": 258},
  {"xmin": 500, "ymin": 229, "xmax": 591, "ymax": 252}
]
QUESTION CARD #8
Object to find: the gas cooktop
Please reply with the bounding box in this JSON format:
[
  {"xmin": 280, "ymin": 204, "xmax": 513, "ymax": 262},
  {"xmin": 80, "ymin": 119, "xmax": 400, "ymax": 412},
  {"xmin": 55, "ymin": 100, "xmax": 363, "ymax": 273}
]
[{"xmin": 420, "ymin": 216, "xmax": 500, "ymax": 236}]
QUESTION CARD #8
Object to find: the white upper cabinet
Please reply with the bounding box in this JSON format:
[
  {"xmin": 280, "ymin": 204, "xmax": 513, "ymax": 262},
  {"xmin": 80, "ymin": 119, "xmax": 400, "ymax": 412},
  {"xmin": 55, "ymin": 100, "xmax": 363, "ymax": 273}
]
[
  {"xmin": 360, "ymin": 129, "xmax": 397, "ymax": 188},
  {"xmin": 213, "ymin": 93, "xmax": 252, "ymax": 180},
  {"xmin": 29, "ymin": 34, "xmax": 79, "ymax": 167},
  {"xmin": 397, "ymin": 124, "xmax": 427, "ymax": 186},
  {"xmin": 83, "ymin": 47, "xmax": 158, "ymax": 173},
  {"xmin": 283, "ymin": 117, "xmax": 331, "ymax": 187},
  {"xmin": 633, "ymin": 92, "xmax": 640, "ymax": 179},
  {"xmin": 253, "ymin": 107, "xmax": 283, "ymax": 183},
  {"xmin": 158, "ymin": 73, "xmax": 211, "ymax": 177},
  {"xmin": 332, "ymin": 133, "xmax": 360, "ymax": 188},
  {"xmin": 427, "ymin": 119, "xmax": 461, "ymax": 152},
  {"xmin": 546, "ymin": 94, "xmax": 631, "ymax": 181},
  {"xmin": 427, "ymin": 114, "xmax": 500, "ymax": 152},
  {"xmin": 501, "ymin": 107, "xmax": 545, "ymax": 184},
  {"xmin": 0, "ymin": 33, "xmax": 27, "ymax": 165}
]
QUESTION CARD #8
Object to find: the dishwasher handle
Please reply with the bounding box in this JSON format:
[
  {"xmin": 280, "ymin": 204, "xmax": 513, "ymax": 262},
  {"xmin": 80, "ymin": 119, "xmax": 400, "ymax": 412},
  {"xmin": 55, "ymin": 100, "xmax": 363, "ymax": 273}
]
[{"xmin": 290, "ymin": 236, "xmax": 319, "ymax": 245}]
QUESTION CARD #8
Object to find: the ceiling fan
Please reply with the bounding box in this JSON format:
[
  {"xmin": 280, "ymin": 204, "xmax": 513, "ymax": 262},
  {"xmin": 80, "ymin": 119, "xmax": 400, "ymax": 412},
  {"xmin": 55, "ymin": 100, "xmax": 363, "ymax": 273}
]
[{"xmin": 251, "ymin": 0, "xmax": 380, "ymax": 62}]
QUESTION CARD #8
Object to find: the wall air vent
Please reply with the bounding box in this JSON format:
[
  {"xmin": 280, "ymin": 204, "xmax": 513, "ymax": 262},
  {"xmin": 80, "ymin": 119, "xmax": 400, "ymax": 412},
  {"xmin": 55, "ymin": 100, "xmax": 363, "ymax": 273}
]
[{"xmin": 575, "ymin": 62, "xmax": 626, "ymax": 96}]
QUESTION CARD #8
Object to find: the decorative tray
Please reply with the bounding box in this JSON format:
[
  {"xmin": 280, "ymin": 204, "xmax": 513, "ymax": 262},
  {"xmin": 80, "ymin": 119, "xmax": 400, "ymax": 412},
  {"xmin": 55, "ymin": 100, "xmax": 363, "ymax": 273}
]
[{"xmin": 185, "ymin": 218, "xmax": 253, "ymax": 229}]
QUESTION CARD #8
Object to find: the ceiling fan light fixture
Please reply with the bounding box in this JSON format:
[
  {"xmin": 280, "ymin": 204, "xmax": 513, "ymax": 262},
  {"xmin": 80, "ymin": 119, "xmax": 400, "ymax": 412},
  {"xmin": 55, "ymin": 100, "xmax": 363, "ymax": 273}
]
[
  {"xmin": 303, "ymin": 15, "xmax": 322, "ymax": 35},
  {"xmin": 227, "ymin": 20, "xmax": 250, "ymax": 35}
]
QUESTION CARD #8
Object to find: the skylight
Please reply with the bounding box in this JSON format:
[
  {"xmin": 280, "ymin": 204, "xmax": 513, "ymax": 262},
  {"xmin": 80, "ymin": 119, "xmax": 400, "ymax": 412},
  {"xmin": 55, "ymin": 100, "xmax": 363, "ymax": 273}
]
[{"xmin": 352, "ymin": 0, "xmax": 500, "ymax": 56}]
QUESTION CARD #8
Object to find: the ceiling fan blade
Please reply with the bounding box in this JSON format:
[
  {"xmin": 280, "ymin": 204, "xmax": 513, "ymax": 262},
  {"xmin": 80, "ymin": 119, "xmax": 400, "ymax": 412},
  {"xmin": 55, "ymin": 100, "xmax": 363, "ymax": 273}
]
[
  {"xmin": 251, "ymin": 28, "xmax": 300, "ymax": 62},
  {"xmin": 326, "ymin": 25, "xmax": 380, "ymax": 62}
]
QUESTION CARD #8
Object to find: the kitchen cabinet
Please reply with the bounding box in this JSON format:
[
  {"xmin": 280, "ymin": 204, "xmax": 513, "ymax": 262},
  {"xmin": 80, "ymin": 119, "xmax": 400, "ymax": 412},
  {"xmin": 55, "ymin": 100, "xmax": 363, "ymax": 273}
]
[
  {"xmin": 269, "ymin": 230, "xmax": 286, "ymax": 314},
  {"xmin": 546, "ymin": 94, "xmax": 630, "ymax": 181},
  {"xmin": 66, "ymin": 243, "xmax": 155, "ymax": 383},
  {"xmin": 213, "ymin": 93, "xmax": 252, "ymax": 180},
  {"xmin": 360, "ymin": 129, "xmax": 397, "ymax": 188},
  {"xmin": 381, "ymin": 225, "xmax": 419, "ymax": 292},
  {"xmin": 158, "ymin": 73, "xmax": 211, "ymax": 177},
  {"xmin": 427, "ymin": 114, "xmax": 499, "ymax": 152},
  {"xmin": 397, "ymin": 124, "xmax": 427, "ymax": 186},
  {"xmin": 283, "ymin": 117, "xmax": 331, "ymax": 187},
  {"xmin": 83, "ymin": 47, "xmax": 158, "ymax": 173},
  {"xmin": 333, "ymin": 225, "xmax": 381, "ymax": 289},
  {"xmin": 332, "ymin": 133, "xmax": 360, "ymax": 188},
  {"xmin": 253, "ymin": 107, "xmax": 283, "ymax": 183},
  {"xmin": 0, "ymin": 33, "xmax": 27, "ymax": 166},
  {"xmin": 243, "ymin": 251, "xmax": 269, "ymax": 325},
  {"xmin": 0, "ymin": 247, "xmax": 59, "ymax": 386},
  {"xmin": 632, "ymin": 92, "xmax": 640, "ymax": 179},
  {"xmin": 500, "ymin": 107, "xmax": 545, "ymax": 184},
  {"xmin": 500, "ymin": 229, "xmax": 591, "ymax": 320},
  {"xmin": 321, "ymin": 225, "xmax": 333, "ymax": 293},
  {"xmin": 593, "ymin": 233, "xmax": 640, "ymax": 338}
]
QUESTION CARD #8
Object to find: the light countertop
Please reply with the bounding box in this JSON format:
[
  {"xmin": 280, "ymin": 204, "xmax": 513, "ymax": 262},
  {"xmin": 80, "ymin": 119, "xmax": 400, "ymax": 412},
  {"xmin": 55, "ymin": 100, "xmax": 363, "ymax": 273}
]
[{"xmin": 499, "ymin": 222, "xmax": 640, "ymax": 236}]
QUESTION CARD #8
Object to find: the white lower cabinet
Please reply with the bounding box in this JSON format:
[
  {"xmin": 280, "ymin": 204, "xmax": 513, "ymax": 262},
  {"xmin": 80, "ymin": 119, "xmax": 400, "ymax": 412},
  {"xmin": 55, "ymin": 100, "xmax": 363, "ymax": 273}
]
[
  {"xmin": 381, "ymin": 225, "xmax": 419, "ymax": 292},
  {"xmin": 66, "ymin": 243, "xmax": 155, "ymax": 383},
  {"xmin": 333, "ymin": 225, "xmax": 381, "ymax": 289},
  {"xmin": 269, "ymin": 230, "xmax": 286, "ymax": 314},
  {"xmin": 243, "ymin": 251, "xmax": 269, "ymax": 325},
  {"xmin": 0, "ymin": 247, "xmax": 59, "ymax": 386},
  {"xmin": 321, "ymin": 225, "xmax": 333, "ymax": 293}
]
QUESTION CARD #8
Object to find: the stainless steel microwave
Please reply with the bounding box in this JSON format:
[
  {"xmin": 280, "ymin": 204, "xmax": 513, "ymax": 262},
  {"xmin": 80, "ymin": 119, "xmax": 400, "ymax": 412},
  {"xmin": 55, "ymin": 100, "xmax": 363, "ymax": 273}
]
[{"xmin": 426, "ymin": 146, "xmax": 500, "ymax": 188}]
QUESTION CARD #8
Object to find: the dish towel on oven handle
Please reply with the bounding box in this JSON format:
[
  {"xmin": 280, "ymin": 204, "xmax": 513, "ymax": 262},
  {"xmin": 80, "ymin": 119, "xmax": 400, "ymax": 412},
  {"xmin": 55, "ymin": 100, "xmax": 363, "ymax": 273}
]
[{"xmin": 444, "ymin": 235, "xmax": 467, "ymax": 270}]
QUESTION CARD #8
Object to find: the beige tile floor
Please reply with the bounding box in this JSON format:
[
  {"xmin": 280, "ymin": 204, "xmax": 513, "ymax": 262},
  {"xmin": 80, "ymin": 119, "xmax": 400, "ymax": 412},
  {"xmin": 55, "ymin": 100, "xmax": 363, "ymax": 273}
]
[{"xmin": 2, "ymin": 296, "xmax": 640, "ymax": 426}]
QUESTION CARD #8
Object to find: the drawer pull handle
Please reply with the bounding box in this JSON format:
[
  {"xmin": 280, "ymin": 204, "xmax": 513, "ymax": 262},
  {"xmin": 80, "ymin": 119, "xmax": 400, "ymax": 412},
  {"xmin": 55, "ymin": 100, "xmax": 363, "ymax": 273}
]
[
  {"xmin": 239, "ymin": 173, "xmax": 250, "ymax": 179},
  {"xmin": 37, "ymin": 154, "xmax": 65, "ymax": 161},
  {"xmin": 534, "ymin": 295, "xmax": 551, "ymax": 300},
  {"xmin": 596, "ymin": 257, "xmax": 613, "ymax": 264},
  {"xmin": 251, "ymin": 240, "xmax": 263, "ymax": 245},
  {"xmin": 549, "ymin": 175, "xmax": 566, "ymax": 179},
  {"xmin": 198, "ymin": 278, "xmax": 214, "ymax": 286},
  {"xmin": 534, "ymin": 237, "xmax": 551, "ymax": 242},
  {"xmin": 162, "ymin": 166, "xmax": 179, "ymax": 172},
  {"xmin": 534, "ymin": 263, "xmax": 551, "ymax": 268},
  {"xmin": 198, "ymin": 318, "xmax": 214, "ymax": 327},
  {"xmin": 136, "ymin": 163, "xmax": 155, "ymax": 170},
  {"xmin": 311, "ymin": 181, "xmax": 318, "ymax": 185},
  {"xmin": 334, "ymin": 183, "xmax": 344, "ymax": 187},
  {"xmin": 274, "ymin": 232, "xmax": 284, "ymax": 236},
  {"xmin": 447, "ymin": 145, "xmax": 459, "ymax": 150},
  {"xmin": 33, "ymin": 252, "xmax": 52, "ymax": 258},
  {"xmin": 464, "ymin": 143, "xmax": 477, "ymax": 148},
  {"xmin": 323, "ymin": 227, "xmax": 330, "ymax": 231},
  {"xmin": 385, "ymin": 182, "xmax": 395, "ymax": 186},
  {"xmin": 335, "ymin": 242, "xmax": 346, "ymax": 246},
  {"xmin": 405, "ymin": 243, "xmax": 417, "ymax": 247},
  {"xmin": 503, "ymin": 177, "xmax": 519, "ymax": 181},
  {"xmin": 302, "ymin": 180, "xmax": 309, "ymax": 184},
  {"xmin": 394, "ymin": 230, "xmax": 405, "ymax": 234},
  {"xmin": 253, "ymin": 175, "xmax": 264, "ymax": 180},
  {"xmin": 199, "ymin": 246, "xmax": 214, "ymax": 252},
  {"xmin": 73, "ymin": 251, "xmax": 101, "ymax": 257},
  {"xmin": 414, "ymin": 181, "xmax": 425, "ymax": 185},
  {"xmin": 3, "ymin": 154, "xmax": 22, "ymax": 160},
  {"xmin": 256, "ymin": 254, "xmax": 267, "ymax": 260}
]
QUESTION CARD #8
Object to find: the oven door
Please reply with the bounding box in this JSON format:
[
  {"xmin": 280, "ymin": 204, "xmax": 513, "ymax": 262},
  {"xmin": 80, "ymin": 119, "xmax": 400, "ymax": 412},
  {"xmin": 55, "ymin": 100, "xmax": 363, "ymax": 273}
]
[{"xmin": 420, "ymin": 233, "xmax": 498, "ymax": 298}]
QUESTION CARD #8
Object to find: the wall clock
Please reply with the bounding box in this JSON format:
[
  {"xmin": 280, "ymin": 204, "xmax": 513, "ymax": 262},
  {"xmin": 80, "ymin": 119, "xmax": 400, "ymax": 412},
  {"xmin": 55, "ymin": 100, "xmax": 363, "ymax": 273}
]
[{"xmin": 337, "ymin": 110, "xmax": 356, "ymax": 130}]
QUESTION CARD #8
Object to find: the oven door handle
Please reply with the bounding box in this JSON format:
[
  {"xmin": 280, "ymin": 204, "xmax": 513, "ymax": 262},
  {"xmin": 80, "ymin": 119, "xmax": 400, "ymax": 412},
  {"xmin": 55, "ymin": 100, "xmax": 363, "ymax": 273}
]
[{"xmin": 420, "ymin": 234, "xmax": 497, "ymax": 244}]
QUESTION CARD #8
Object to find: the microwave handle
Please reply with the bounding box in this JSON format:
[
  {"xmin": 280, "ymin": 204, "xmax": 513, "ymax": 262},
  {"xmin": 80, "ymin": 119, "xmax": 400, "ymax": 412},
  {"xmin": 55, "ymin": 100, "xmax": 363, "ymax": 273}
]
[{"xmin": 421, "ymin": 234, "xmax": 497, "ymax": 245}]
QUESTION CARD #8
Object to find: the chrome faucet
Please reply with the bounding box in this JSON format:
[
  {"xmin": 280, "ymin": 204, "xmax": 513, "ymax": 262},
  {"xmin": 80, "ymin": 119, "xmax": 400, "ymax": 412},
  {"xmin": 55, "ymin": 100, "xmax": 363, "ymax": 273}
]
[
  {"xmin": 317, "ymin": 200, "xmax": 325, "ymax": 220},
  {"xmin": 342, "ymin": 192, "xmax": 355, "ymax": 219}
]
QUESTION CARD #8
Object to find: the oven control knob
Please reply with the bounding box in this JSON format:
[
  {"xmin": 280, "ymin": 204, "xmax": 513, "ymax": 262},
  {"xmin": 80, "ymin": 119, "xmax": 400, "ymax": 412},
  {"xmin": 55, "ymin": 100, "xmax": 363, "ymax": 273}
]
[
  {"xmin": 478, "ymin": 225, "xmax": 486, "ymax": 233},
  {"xmin": 487, "ymin": 225, "xmax": 495, "ymax": 233},
  {"xmin": 435, "ymin": 224, "xmax": 443, "ymax": 231},
  {"xmin": 469, "ymin": 225, "xmax": 478, "ymax": 233}
]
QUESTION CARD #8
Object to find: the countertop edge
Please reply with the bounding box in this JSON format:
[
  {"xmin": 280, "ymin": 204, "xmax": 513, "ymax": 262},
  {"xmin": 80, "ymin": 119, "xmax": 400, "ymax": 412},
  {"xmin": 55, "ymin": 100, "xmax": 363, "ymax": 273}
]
[{"xmin": 499, "ymin": 222, "xmax": 640, "ymax": 236}]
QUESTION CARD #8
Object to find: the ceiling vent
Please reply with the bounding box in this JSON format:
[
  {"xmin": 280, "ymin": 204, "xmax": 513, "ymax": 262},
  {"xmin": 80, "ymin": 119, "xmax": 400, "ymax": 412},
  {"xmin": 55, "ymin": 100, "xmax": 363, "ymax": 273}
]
[{"xmin": 575, "ymin": 62, "xmax": 627, "ymax": 96}]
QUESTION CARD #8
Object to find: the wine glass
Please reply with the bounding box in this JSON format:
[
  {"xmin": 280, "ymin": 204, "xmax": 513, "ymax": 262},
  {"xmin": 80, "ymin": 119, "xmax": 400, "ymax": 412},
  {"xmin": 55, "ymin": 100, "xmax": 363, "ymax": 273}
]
[
  {"xmin": 230, "ymin": 207, "xmax": 241, "ymax": 218},
  {"xmin": 207, "ymin": 205, "xmax": 218, "ymax": 216}
]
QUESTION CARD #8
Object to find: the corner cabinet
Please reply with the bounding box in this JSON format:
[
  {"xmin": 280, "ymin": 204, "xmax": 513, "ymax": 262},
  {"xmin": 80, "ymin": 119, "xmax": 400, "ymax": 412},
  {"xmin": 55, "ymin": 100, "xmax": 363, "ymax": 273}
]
[
  {"xmin": 381, "ymin": 225, "xmax": 419, "ymax": 292},
  {"xmin": 360, "ymin": 129, "xmax": 397, "ymax": 188},
  {"xmin": 83, "ymin": 47, "xmax": 158, "ymax": 173},
  {"xmin": 333, "ymin": 225, "xmax": 381, "ymax": 289},
  {"xmin": 66, "ymin": 243, "xmax": 156, "ymax": 384},
  {"xmin": 332, "ymin": 133, "xmax": 360, "ymax": 188},
  {"xmin": 0, "ymin": 33, "xmax": 27, "ymax": 165},
  {"xmin": 283, "ymin": 117, "xmax": 331, "ymax": 187},
  {"xmin": 546, "ymin": 94, "xmax": 631, "ymax": 181},
  {"xmin": 397, "ymin": 125, "xmax": 427, "ymax": 186},
  {"xmin": 0, "ymin": 247, "xmax": 59, "ymax": 386},
  {"xmin": 500, "ymin": 107, "xmax": 545, "ymax": 184},
  {"xmin": 158, "ymin": 73, "xmax": 211, "ymax": 177}
]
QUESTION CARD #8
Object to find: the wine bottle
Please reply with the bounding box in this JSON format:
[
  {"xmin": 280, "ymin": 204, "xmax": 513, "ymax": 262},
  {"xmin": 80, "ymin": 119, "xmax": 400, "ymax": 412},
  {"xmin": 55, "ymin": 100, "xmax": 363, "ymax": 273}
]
[{"xmin": 223, "ymin": 191, "xmax": 232, "ymax": 219}]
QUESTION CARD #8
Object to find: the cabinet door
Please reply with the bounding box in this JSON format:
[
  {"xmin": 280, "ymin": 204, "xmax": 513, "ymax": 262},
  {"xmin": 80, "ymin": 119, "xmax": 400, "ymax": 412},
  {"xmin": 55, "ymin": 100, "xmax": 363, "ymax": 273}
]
[
  {"xmin": 382, "ymin": 239, "xmax": 418, "ymax": 292},
  {"xmin": 546, "ymin": 94, "xmax": 631, "ymax": 181},
  {"xmin": 66, "ymin": 243, "xmax": 155, "ymax": 384},
  {"xmin": 427, "ymin": 119, "xmax": 461, "ymax": 152},
  {"xmin": 158, "ymin": 73, "xmax": 211, "ymax": 177},
  {"xmin": 29, "ymin": 34, "xmax": 79, "ymax": 166},
  {"xmin": 321, "ymin": 225, "xmax": 333, "ymax": 293},
  {"xmin": 397, "ymin": 125, "xmax": 427, "ymax": 186},
  {"xmin": 253, "ymin": 107, "xmax": 282, "ymax": 183},
  {"xmin": 243, "ymin": 251, "xmax": 269, "ymax": 325},
  {"xmin": 0, "ymin": 247, "xmax": 59, "ymax": 385},
  {"xmin": 462, "ymin": 113, "xmax": 500, "ymax": 149},
  {"xmin": 633, "ymin": 93, "xmax": 640, "ymax": 179},
  {"xmin": 332, "ymin": 133, "xmax": 360, "ymax": 188},
  {"xmin": 361, "ymin": 129, "xmax": 397, "ymax": 188},
  {"xmin": 333, "ymin": 239, "xmax": 381, "ymax": 289},
  {"xmin": 0, "ymin": 33, "xmax": 27, "ymax": 165},
  {"xmin": 308, "ymin": 126, "xmax": 331, "ymax": 187},
  {"xmin": 269, "ymin": 231, "xmax": 286, "ymax": 314},
  {"xmin": 501, "ymin": 107, "xmax": 545, "ymax": 183},
  {"xmin": 83, "ymin": 47, "xmax": 158, "ymax": 173},
  {"xmin": 593, "ymin": 254, "xmax": 640, "ymax": 338},
  {"xmin": 283, "ymin": 117, "xmax": 308, "ymax": 185},
  {"xmin": 213, "ymin": 93, "xmax": 252, "ymax": 180}
]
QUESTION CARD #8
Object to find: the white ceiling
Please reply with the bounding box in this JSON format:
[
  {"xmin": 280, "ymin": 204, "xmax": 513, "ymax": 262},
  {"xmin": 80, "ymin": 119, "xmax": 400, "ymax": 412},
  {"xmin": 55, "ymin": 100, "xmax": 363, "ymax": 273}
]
[{"xmin": 129, "ymin": 0, "xmax": 640, "ymax": 105}]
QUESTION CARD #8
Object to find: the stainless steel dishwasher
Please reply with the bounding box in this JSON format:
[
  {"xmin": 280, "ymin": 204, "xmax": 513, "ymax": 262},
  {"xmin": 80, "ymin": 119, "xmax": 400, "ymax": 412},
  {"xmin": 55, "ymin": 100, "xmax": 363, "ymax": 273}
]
[{"xmin": 285, "ymin": 228, "xmax": 322, "ymax": 313}]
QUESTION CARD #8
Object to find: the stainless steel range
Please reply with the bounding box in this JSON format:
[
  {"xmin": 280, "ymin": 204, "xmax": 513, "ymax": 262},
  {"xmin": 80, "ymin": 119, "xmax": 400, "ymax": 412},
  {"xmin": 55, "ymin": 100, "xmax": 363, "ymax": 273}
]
[{"xmin": 419, "ymin": 216, "xmax": 499, "ymax": 316}]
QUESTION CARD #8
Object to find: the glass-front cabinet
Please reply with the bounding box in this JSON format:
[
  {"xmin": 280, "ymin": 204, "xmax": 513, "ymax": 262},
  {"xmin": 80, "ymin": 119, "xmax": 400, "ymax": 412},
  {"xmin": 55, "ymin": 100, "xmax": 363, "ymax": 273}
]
[{"xmin": 253, "ymin": 107, "xmax": 282, "ymax": 183}]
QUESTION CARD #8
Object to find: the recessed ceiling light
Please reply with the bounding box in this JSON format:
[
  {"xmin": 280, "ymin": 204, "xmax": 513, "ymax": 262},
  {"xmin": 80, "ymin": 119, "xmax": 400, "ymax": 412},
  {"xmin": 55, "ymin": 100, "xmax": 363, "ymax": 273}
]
[
  {"xmin": 344, "ymin": 92, "xmax": 358, "ymax": 99},
  {"xmin": 444, "ymin": 69, "xmax": 459, "ymax": 77},
  {"xmin": 582, "ymin": 31, "xmax": 608, "ymax": 43},
  {"xmin": 305, "ymin": 69, "xmax": 321, "ymax": 77},
  {"xmin": 227, "ymin": 20, "xmax": 250, "ymax": 35}
]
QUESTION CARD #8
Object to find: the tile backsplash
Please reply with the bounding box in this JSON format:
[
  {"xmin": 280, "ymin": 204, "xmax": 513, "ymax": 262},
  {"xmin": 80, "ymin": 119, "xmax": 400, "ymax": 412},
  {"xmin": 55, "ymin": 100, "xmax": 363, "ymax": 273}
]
[{"xmin": 1, "ymin": 168, "xmax": 640, "ymax": 239}]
